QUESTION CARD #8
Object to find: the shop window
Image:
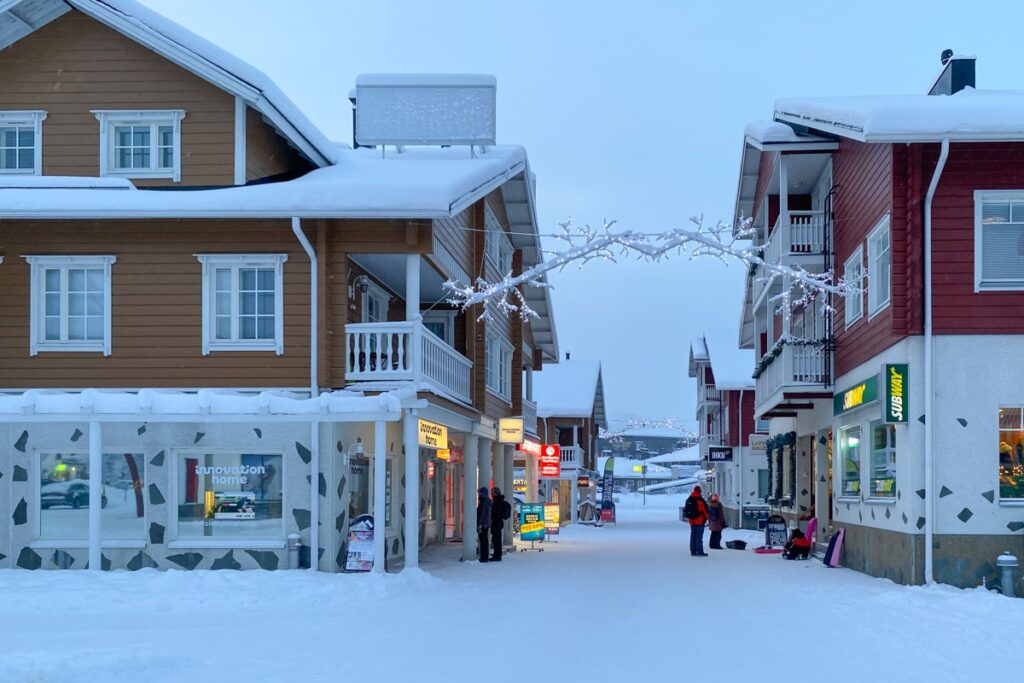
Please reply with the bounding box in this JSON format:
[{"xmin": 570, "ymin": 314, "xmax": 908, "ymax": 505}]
[
  {"xmin": 176, "ymin": 453, "xmax": 283, "ymax": 540},
  {"xmin": 839, "ymin": 425, "xmax": 862, "ymax": 497},
  {"xmin": 757, "ymin": 469, "xmax": 770, "ymax": 500},
  {"xmin": 869, "ymin": 421, "xmax": 896, "ymax": 498},
  {"xmin": 38, "ymin": 452, "xmax": 145, "ymax": 541},
  {"xmin": 998, "ymin": 407, "xmax": 1024, "ymax": 499}
]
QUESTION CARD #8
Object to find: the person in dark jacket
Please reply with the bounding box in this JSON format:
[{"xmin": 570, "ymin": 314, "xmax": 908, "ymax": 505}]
[
  {"xmin": 707, "ymin": 493, "xmax": 727, "ymax": 549},
  {"xmin": 476, "ymin": 487, "xmax": 492, "ymax": 563},
  {"xmin": 683, "ymin": 486, "xmax": 709, "ymax": 556},
  {"xmin": 490, "ymin": 486, "xmax": 508, "ymax": 561}
]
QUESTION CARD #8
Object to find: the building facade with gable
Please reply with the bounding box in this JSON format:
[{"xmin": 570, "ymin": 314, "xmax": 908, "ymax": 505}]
[
  {"xmin": 689, "ymin": 330, "xmax": 767, "ymax": 529},
  {"xmin": 0, "ymin": 0, "xmax": 558, "ymax": 572},
  {"xmin": 734, "ymin": 53, "xmax": 1024, "ymax": 586}
]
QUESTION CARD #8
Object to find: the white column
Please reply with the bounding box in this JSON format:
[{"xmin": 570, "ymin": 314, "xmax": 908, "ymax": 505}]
[
  {"xmin": 779, "ymin": 155, "xmax": 789, "ymax": 224},
  {"xmin": 373, "ymin": 420, "xmax": 387, "ymax": 573},
  {"xmin": 88, "ymin": 421, "xmax": 102, "ymax": 571},
  {"xmin": 525, "ymin": 448, "xmax": 537, "ymax": 503},
  {"xmin": 526, "ymin": 366, "xmax": 534, "ymax": 401},
  {"xmin": 406, "ymin": 254, "xmax": 420, "ymax": 321},
  {"xmin": 480, "ymin": 438, "xmax": 492, "ymax": 491},
  {"xmin": 502, "ymin": 445, "xmax": 514, "ymax": 546},
  {"xmin": 462, "ymin": 435, "xmax": 479, "ymax": 561},
  {"xmin": 403, "ymin": 410, "xmax": 420, "ymax": 569}
]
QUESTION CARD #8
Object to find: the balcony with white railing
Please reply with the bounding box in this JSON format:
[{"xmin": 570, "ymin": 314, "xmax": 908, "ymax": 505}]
[
  {"xmin": 754, "ymin": 341, "xmax": 829, "ymax": 416},
  {"xmin": 345, "ymin": 321, "xmax": 473, "ymax": 404},
  {"xmin": 752, "ymin": 211, "xmax": 828, "ymax": 305},
  {"xmin": 699, "ymin": 430, "xmax": 722, "ymax": 458},
  {"xmin": 560, "ymin": 445, "xmax": 583, "ymax": 470},
  {"xmin": 521, "ymin": 398, "xmax": 538, "ymax": 436},
  {"xmin": 698, "ymin": 384, "xmax": 722, "ymax": 414}
]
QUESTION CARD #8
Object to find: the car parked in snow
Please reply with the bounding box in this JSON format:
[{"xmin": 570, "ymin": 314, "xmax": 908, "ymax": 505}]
[{"xmin": 40, "ymin": 481, "xmax": 107, "ymax": 510}]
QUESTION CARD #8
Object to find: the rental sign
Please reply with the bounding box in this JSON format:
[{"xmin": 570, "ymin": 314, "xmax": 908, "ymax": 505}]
[
  {"xmin": 884, "ymin": 364, "xmax": 908, "ymax": 424},
  {"xmin": 539, "ymin": 444, "xmax": 561, "ymax": 478}
]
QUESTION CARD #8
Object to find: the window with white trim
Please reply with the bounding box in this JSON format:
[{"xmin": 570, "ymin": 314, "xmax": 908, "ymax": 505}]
[
  {"xmin": 0, "ymin": 111, "xmax": 46, "ymax": 175},
  {"xmin": 93, "ymin": 110, "xmax": 185, "ymax": 181},
  {"xmin": 867, "ymin": 217, "xmax": 891, "ymax": 315},
  {"xmin": 196, "ymin": 255, "xmax": 287, "ymax": 354},
  {"xmin": 976, "ymin": 193, "xmax": 1024, "ymax": 291},
  {"xmin": 843, "ymin": 246, "xmax": 864, "ymax": 328},
  {"xmin": 26, "ymin": 255, "xmax": 116, "ymax": 356},
  {"xmin": 422, "ymin": 309, "xmax": 457, "ymax": 346},
  {"xmin": 484, "ymin": 204, "xmax": 514, "ymax": 275},
  {"xmin": 360, "ymin": 280, "xmax": 390, "ymax": 324},
  {"xmin": 485, "ymin": 330, "xmax": 514, "ymax": 401}
]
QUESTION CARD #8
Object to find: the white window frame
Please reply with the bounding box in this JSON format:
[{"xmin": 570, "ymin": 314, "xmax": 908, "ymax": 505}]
[
  {"xmin": 485, "ymin": 330, "xmax": 514, "ymax": 403},
  {"xmin": 25, "ymin": 255, "xmax": 116, "ymax": 356},
  {"xmin": 0, "ymin": 111, "xmax": 46, "ymax": 175},
  {"xmin": 867, "ymin": 216, "xmax": 891, "ymax": 317},
  {"xmin": 844, "ymin": 246, "xmax": 864, "ymax": 328},
  {"xmin": 422, "ymin": 309, "xmax": 457, "ymax": 346},
  {"xmin": 973, "ymin": 190, "xmax": 1024, "ymax": 292},
  {"xmin": 196, "ymin": 254, "xmax": 287, "ymax": 355},
  {"xmin": 93, "ymin": 110, "xmax": 186, "ymax": 181},
  {"xmin": 484, "ymin": 204, "xmax": 514, "ymax": 275}
]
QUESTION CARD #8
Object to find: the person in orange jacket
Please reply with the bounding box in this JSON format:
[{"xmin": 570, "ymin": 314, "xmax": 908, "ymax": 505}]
[{"xmin": 683, "ymin": 485, "xmax": 710, "ymax": 556}]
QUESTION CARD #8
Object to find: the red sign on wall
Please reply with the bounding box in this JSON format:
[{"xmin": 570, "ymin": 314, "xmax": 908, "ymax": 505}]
[
  {"xmin": 517, "ymin": 439, "xmax": 542, "ymax": 457},
  {"xmin": 540, "ymin": 444, "xmax": 561, "ymax": 478}
]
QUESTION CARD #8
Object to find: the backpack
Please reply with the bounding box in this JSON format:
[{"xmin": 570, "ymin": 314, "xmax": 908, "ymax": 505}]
[
  {"xmin": 501, "ymin": 500, "xmax": 512, "ymax": 521},
  {"xmin": 683, "ymin": 497, "xmax": 697, "ymax": 519}
]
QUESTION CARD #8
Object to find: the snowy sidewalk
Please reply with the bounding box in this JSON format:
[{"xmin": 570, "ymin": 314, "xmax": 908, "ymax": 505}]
[{"xmin": 1, "ymin": 494, "xmax": 1023, "ymax": 682}]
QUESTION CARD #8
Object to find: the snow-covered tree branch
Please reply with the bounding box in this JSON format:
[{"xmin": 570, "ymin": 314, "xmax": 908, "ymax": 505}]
[{"xmin": 444, "ymin": 217, "xmax": 854, "ymax": 320}]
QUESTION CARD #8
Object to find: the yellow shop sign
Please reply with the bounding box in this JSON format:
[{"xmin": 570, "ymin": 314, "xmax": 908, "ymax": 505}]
[{"xmin": 417, "ymin": 419, "xmax": 448, "ymax": 450}]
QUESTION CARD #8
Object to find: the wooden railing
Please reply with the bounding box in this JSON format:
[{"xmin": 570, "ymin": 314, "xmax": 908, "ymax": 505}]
[
  {"xmin": 753, "ymin": 211, "xmax": 827, "ymax": 304},
  {"xmin": 345, "ymin": 321, "xmax": 473, "ymax": 404},
  {"xmin": 560, "ymin": 445, "xmax": 583, "ymax": 469},
  {"xmin": 755, "ymin": 342, "xmax": 828, "ymax": 413}
]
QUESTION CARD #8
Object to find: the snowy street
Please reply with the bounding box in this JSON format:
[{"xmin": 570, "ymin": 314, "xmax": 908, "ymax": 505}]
[{"xmin": 2, "ymin": 494, "xmax": 1022, "ymax": 682}]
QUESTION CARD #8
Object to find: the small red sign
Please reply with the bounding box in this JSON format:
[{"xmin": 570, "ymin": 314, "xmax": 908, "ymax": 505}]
[
  {"xmin": 517, "ymin": 439, "xmax": 542, "ymax": 457},
  {"xmin": 577, "ymin": 475, "xmax": 591, "ymax": 488},
  {"xmin": 427, "ymin": 461, "xmax": 435, "ymax": 480},
  {"xmin": 540, "ymin": 444, "xmax": 561, "ymax": 478}
]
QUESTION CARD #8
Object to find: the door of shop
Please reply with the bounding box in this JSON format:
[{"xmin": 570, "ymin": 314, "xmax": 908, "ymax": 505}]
[{"xmin": 814, "ymin": 429, "xmax": 833, "ymax": 546}]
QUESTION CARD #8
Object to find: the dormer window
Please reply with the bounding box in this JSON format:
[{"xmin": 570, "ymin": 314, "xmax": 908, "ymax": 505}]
[
  {"xmin": 0, "ymin": 111, "xmax": 46, "ymax": 175},
  {"xmin": 93, "ymin": 110, "xmax": 185, "ymax": 181}
]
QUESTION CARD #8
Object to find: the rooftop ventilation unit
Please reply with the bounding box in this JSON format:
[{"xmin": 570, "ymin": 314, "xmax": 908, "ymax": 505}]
[{"xmin": 354, "ymin": 74, "xmax": 496, "ymax": 148}]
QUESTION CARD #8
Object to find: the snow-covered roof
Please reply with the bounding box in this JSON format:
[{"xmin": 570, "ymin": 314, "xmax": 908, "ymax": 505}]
[
  {"xmin": 638, "ymin": 477, "xmax": 699, "ymax": 493},
  {"xmin": 0, "ymin": 389, "xmax": 403, "ymax": 422},
  {"xmin": 534, "ymin": 360, "xmax": 606, "ymax": 427},
  {"xmin": 774, "ymin": 89, "xmax": 1024, "ymax": 143},
  {"xmin": 702, "ymin": 328, "xmax": 754, "ymax": 390},
  {"xmin": 596, "ymin": 456, "xmax": 673, "ymax": 479},
  {"xmin": 55, "ymin": 0, "xmax": 339, "ymax": 166},
  {"xmin": 645, "ymin": 446, "xmax": 701, "ymax": 465},
  {"xmin": 688, "ymin": 336, "xmax": 708, "ymax": 377},
  {"xmin": 617, "ymin": 426, "xmax": 692, "ymax": 439},
  {"xmin": 0, "ymin": 176, "xmax": 135, "ymax": 190},
  {"xmin": 0, "ymin": 146, "xmax": 529, "ymax": 219},
  {"xmin": 356, "ymin": 74, "xmax": 496, "ymax": 88}
]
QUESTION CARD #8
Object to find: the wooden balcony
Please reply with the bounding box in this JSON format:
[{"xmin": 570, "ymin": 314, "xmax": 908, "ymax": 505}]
[
  {"xmin": 698, "ymin": 385, "xmax": 722, "ymax": 414},
  {"xmin": 345, "ymin": 321, "xmax": 473, "ymax": 404},
  {"xmin": 754, "ymin": 341, "xmax": 830, "ymax": 418}
]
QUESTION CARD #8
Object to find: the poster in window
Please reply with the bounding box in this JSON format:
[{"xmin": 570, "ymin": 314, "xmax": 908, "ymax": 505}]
[{"xmin": 214, "ymin": 491, "xmax": 256, "ymax": 520}]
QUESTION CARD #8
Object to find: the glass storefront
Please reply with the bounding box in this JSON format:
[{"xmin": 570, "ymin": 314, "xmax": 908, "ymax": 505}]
[
  {"xmin": 176, "ymin": 452, "xmax": 283, "ymax": 539},
  {"xmin": 839, "ymin": 426, "xmax": 861, "ymax": 497},
  {"xmin": 39, "ymin": 452, "xmax": 145, "ymax": 540},
  {"xmin": 869, "ymin": 422, "xmax": 896, "ymax": 498},
  {"xmin": 999, "ymin": 407, "xmax": 1024, "ymax": 499}
]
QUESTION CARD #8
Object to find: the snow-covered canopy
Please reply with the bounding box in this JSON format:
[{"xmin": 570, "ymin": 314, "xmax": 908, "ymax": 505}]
[
  {"xmin": 596, "ymin": 456, "xmax": 672, "ymax": 480},
  {"xmin": 644, "ymin": 446, "xmax": 701, "ymax": 465},
  {"xmin": 0, "ymin": 146, "xmax": 529, "ymax": 219},
  {"xmin": 617, "ymin": 426, "xmax": 691, "ymax": 439},
  {"xmin": 774, "ymin": 89, "xmax": 1024, "ymax": 143},
  {"xmin": 533, "ymin": 360, "xmax": 606, "ymax": 428},
  {"xmin": 0, "ymin": 389, "xmax": 403, "ymax": 422},
  {"xmin": 701, "ymin": 328, "xmax": 754, "ymax": 390}
]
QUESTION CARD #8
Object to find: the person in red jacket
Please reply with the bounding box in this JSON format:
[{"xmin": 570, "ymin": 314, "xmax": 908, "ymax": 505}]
[{"xmin": 683, "ymin": 486, "xmax": 710, "ymax": 556}]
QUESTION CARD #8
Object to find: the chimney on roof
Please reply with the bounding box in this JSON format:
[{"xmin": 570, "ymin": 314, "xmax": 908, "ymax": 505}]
[
  {"xmin": 565, "ymin": 352, "xmax": 571, "ymax": 361},
  {"xmin": 928, "ymin": 50, "xmax": 975, "ymax": 96}
]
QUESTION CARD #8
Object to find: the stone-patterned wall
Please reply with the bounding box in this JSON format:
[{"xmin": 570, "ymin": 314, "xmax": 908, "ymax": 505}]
[
  {"xmin": 839, "ymin": 521, "xmax": 924, "ymax": 585},
  {"xmin": 1, "ymin": 421, "xmax": 314, "ymax": 571}
]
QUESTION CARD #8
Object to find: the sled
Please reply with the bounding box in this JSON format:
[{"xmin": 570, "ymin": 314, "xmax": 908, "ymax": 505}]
[
  {"xmin": 754, "ymin": 546, "xmax": 784, "ymax": 554},
  {"xmin": 822, "ymin": 528, "xmax": 845, "ymax": 568}
]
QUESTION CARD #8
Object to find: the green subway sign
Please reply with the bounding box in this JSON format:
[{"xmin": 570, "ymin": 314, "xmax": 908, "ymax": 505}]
[
  {"xmin": 834, "ymin": 375, "xmax": 878, "ymax": 416},
  {"xmin": 884, "ymin": 364, "xmax": 908, "ymax": 423}
]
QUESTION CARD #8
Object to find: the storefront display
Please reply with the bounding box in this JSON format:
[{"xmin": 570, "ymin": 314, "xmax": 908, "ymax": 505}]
[
  {"xmin": 839, "ymin": 426, "xmax": 861, "ymax": 496},
  {"xmin": 999, "ymin": 406, "xmax": 1024, "ymax": 499},
  {"xmin": 39, "ymin": 452, "xmax": 145, "ymax": 541},
  {"xmin": 177, "ymin": 452, "xmax": 283, "ymax": 539}
]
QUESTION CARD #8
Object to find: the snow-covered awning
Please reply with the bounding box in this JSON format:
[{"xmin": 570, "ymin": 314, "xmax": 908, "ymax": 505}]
[
  {"xmin": 774, "ymin": 89, "xmax": 1024, "ymax": 142},
  {"xmin": 644, "ymin": 446, "xmax": 701, "ymax": 465},
  {"xmin": 0, "ymin": 146, "xmax": 529, "ymax": 220},
  {"xmin": 534, "ymin": 360, "xmax": 607, "ymax": 428},
  {"xmin": 0, "ymin": 389, "xmax": 405, "ymax": 423}
]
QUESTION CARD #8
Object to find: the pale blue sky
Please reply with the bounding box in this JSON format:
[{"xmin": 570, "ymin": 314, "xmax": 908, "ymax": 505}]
[{"xmin": 142, "ymin": 0, "xmax": 1024, "ymax": 429}]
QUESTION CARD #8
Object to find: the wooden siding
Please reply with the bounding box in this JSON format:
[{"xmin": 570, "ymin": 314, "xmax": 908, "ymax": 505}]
[
  {"xmin": 723, "ymin": 389, "xmax": 756, "ymax": 448},
  {"xmin": 0, "ymin": 10, "xmax": 235, "ymax": 187},
  {"xmin": 752, "ymin": 151, "xmax": 778, "ymax": 224},
  {"xmin": 832, "ymin": 141, "xmax": 897, "ymax": 378},
  {"xmin": 928, "ymin": 142, "xmax": 1024, "ymax": 333},
  {"xmin": 432, "ymin": 208, "xmax": 473, "ymax": 280},
  {"xmin": 0, "ymin": 220, "xmax": 312, "ymax": 387},
  {"xmin": 245, "ymin": 106, "xmax": 313, "ymax": 182}
]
